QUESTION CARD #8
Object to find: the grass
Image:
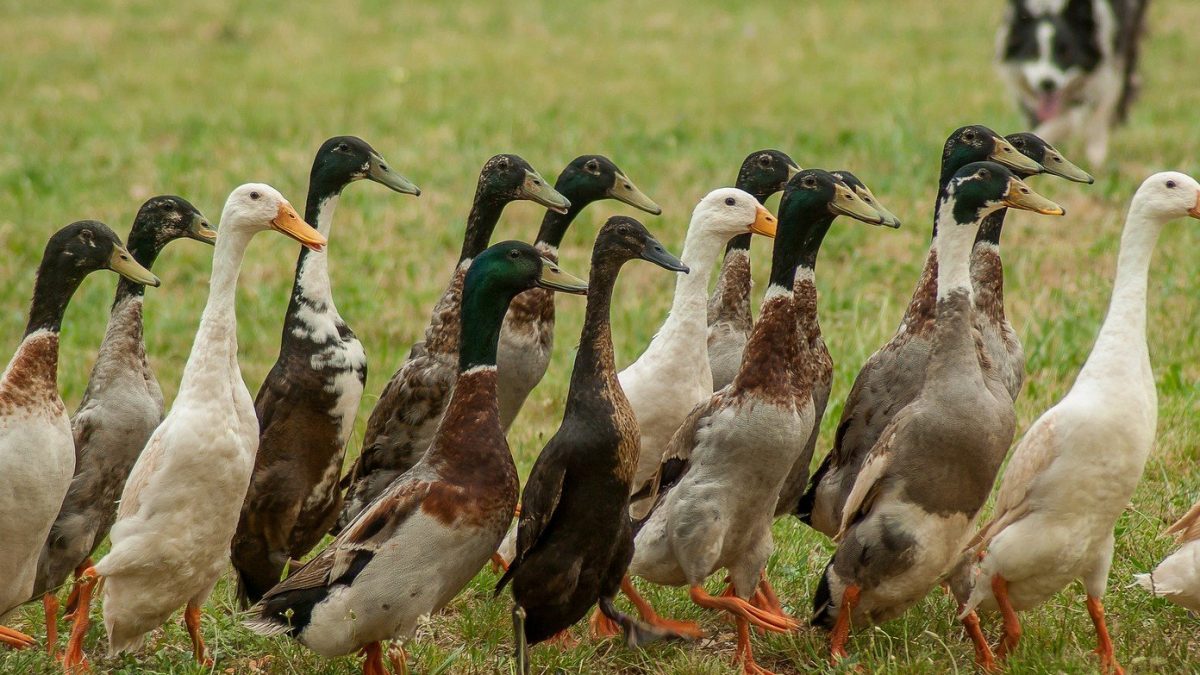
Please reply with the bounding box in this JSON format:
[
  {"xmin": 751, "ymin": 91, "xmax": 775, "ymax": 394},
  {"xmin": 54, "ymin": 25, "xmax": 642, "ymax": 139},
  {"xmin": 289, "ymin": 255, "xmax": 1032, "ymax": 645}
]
[{"xmin": 2, "ymin": 0, "xmax": 1198, "ymax": 672}]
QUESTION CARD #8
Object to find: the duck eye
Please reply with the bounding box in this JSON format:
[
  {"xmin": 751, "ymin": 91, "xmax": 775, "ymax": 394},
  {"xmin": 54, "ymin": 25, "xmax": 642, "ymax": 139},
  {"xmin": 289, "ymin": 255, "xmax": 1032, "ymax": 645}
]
[
  {"xmin": 250, "ymin": 191, "xmax": 261, "ymax": 200},
  {"xmin": 758, "ymin": 156, "xmax": 771, "ymax": 167},
  {"xmin": 803, "ymin": 177, "xmax": 817, "ymax": 188},
  {"xmin": 336, "ymin": 143, "xmax": 349, "ymax": 152},
  {"xmin": 1166, "ymin": 180, "xmax": 1177, "ymax": 189},
  {"xmin": 724, "ymin": 197, "xmax": 736, "ymax": 206},
  {"xmin": 617, "ymin": 225, "xmax": 629, "ymax": 235},
  {"xmin": 586, "ymin": 160, "xmax": 599, "ymax": 172},
  {"xmin": 964, "ymin": 131, "xmax": 976, "ymax": 141},
  {"xmin": 498, "ymin": 159, "xmax": 509, "ymax": 169},
  {"xmin": 508, "ymin": 249, "xmax": 521, "ymax": 259}
]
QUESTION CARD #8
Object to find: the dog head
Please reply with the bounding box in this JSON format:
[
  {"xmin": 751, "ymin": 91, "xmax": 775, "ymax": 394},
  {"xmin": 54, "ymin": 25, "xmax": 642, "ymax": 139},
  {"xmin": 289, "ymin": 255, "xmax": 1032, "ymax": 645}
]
[{"xmin": 997, "ymin": 0, "xmax": 1108, "ymax": 122}]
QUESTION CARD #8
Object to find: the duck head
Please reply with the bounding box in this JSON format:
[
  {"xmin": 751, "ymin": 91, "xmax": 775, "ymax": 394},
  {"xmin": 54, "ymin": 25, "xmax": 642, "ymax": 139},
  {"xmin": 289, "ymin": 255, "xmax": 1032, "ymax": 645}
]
[
  {"xmin": 554, "ymin": 155, "xmax": 661, "ymax": 215},
  {"xmin": 41, "ymin": 220, "xmax": 160, "ymax": 288},
  {"xmin": 829, "ymin": 171, "xmax": 901, "ymax": 228},
  {"xmin": 219, "ymin": 184, "xmax": 326, "ymax": 251},
  {"xmin": 477, "ymin": 154, "xmax": 571, "ymax": 214},
  {"xmin": 594, "ymin": 215, "xmax": 688, "ymax": 273},
  {"xmin": 737, "ymin": 149, "xmax": 801, "ymax": 202},
  {"xmin": 1130, "ymin": 172, "xmax": 1200, "ymax": 222},
  {"xmin": 129, "ymin": 195, "xmax": 216, "ymax": 251},
  {"xmin": 1004, "ymin": 132, "xmax": 1094, "ymax": 183},
  {"xmin": 945, "ymin": 161, "xmax": 1065, "ymax": 224},
  {"xmin": 693, "ymin": 187, "xmax": 778, "ymax": 240},
  {"xmin": 311, "ymin": 135, "xmax": 420, "ymax": 197},
  {"xmin": 941, "ymin": 125, "xmax": 1044, "ymax": 179}
]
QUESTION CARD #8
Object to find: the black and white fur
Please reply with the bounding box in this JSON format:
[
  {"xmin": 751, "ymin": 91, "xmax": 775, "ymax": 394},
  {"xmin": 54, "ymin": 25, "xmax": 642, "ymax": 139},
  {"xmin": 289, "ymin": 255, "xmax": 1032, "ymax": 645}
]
[{"xmin": 996, "ymin": 0, "xmax": 1147, "ymax": 165}]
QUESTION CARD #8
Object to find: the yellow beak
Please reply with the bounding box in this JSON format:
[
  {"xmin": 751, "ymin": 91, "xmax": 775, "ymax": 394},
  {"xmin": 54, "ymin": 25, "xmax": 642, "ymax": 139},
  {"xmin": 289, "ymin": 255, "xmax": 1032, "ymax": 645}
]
[
  {"xmin": 749, "ymin": 204, "xmax": 778, "ymax": 238},
  {"xmin": 271, "ymin": 201, "xmax": 326, "ymax": 252}
]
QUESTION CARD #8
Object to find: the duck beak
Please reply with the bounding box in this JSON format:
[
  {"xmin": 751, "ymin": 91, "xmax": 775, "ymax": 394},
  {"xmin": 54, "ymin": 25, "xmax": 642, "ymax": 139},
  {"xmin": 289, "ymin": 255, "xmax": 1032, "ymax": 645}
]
[
  {"xmin": 609, "ymin": 173, "xmax": 662, "ymax": 215},
  {"xmin": 1002, "ymin": 177, "xmax": 1065, "ymax": 216},
  {"xmin": 108, "ymin": 245, "xmax": 161, "ymax": 287},
  {"xmin": 989, "ymin": 136, "xmax": 1044, "ymax": 175},
  {"xmin": 638, "ymin": 236, "xmax": 688, "ymax": 273},
  {"xmin": 854, "ymin": 186, "xmax": 902, "ymax": 228},
  {"xmin": 536, "ymin": 257, "xmax": 588, "ymax": 295},
  {"xmin": 830, "ymin": 183, "xmax": 885, "ymax": 225},
  {"xmin": 521, "ymin": 170, "xmax": 571, "ymax": 215},
  {"xmin": 368, "ymin": 153, "xmax": 421, "ymax": 196},
  {"xmin": 185, "ymin": 212, "xmax": 217, "ymax": 245},
  {"xmin": 1039, "ymin": 147, "xmax": 1094, "ymax": 184},
  {"xmin": 749, "ymin": 204, "xmax": 778, "ymax": 238},
  {"xmin": 787, "ymin": 162, "xmax": 802, "ymax": 180},
  {"xmin": 272, "ymin": 200, "xmax": 327, "ymax": 252},
  {"xmin": 1188, "ymin": 190, "xmax": 1200, "ymax": 220}
]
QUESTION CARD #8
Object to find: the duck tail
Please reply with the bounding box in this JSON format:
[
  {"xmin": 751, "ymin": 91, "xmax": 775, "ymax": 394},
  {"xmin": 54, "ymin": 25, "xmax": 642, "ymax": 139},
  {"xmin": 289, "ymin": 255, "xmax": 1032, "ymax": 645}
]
[
  {"xmin": 810, "ymin": 559, "xmax": 837, "ymax": 631},
  {"xmin": 241, "ymin": 612, "xmax": 292, "ymax": 638}
]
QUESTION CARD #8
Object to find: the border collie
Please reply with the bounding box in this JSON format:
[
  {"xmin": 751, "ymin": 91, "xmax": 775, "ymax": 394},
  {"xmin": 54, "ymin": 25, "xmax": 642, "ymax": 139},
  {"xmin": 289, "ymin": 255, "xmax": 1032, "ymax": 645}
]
[{"xmin": 996, "ymin": 0, "xmax": 1148, "ymax": 165}]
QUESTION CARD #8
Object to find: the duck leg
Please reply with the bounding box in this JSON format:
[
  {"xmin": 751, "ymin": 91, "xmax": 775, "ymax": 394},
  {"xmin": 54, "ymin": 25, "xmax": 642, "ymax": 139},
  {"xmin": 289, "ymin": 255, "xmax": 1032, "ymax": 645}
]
[
  {"xmin": 184, "ymin": 600, "xmax": 213, "ymax": 667},
  {"xmin": 991, "ymin": 574, "xmax": 1022, "ymax": 659},
  {"xmin": 512, "ymin": 605, "xmax": 530, "ymax": 675},
  {"xmin": 957, "ymin": 602, "xmax": 995, "ymax": 671},
  {"xmin": 688, "ymin": 585, "xmax": 798, "ymax": 633},
  {"xmin": 43, "ymin": 593, "xmax": 60, "ymax": 658},
  {"xmin": 359, "ymin": 642, "xmax": 386, "ymax": 675},
  {"xmin": 829, "ymin": 583, "xmax": 859, "ymax": 664},
  {"xmin": 753, "ymin": 572, "xmax": 786, "ymax": 618},
  {"xmin": 620, "ymin": 576, "xmax": 705, "ymax": 638},
  {"xmin": 387, "ymin": 642, "xmax": 409, "ymax": 675},
  {"xmin": 734, "ymin": 616, "xmax": 776, "ymax": 675},
  {"xmin": 0, "ymin": 625, "xmax": 37, "ymax": 650},
  {"xmin": 490, "ymin": 552, "xmax": 510, "ymax": 573},
  {"xmin": 62, "ymin": 557, "xmax": 93, "ymax": 619},
  {"xmin": 1086, "ymin": 596, "xmax": 1124, "ymax": 675},
  {"xmin": 62, "ymin": 566, "xmax": 100, "ymax": 671}
]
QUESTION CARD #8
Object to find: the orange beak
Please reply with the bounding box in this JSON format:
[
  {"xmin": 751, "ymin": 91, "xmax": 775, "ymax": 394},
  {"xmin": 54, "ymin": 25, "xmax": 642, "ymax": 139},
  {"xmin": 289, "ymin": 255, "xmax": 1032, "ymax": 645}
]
[
  {"xmin": 1189, "ymin": 190, "xmax": 1200, "ymax": 219},
  {"xmin": 271, "ymin": 201, "xmax": 326, "ymax": 252},
  {"xmin": 749, "ymin": 203, "xmax": 778, "ymax": 238}
]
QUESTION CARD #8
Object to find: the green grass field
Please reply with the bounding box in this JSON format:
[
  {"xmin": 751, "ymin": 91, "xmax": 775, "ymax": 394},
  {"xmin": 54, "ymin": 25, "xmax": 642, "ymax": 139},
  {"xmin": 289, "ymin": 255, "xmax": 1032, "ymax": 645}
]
[{"xmin": 2, "ymin": 1, "xmax": 1198, "ymax": 672}]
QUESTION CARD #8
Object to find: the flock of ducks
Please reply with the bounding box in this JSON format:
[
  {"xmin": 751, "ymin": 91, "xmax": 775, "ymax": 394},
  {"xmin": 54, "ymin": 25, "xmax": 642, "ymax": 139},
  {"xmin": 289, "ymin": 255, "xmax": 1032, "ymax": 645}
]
[{"xmin": 0, "ymin": 125, "xmax": 1196, "ymax": 675}]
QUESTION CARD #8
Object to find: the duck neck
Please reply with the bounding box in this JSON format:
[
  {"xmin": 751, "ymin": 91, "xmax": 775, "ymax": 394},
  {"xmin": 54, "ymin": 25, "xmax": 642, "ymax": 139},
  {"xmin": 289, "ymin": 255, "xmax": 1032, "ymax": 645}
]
[
  {"xmin": 114, "ymin": 227, "xmax": 165, "ymax": 303},
  {"xmin": 1077, "ymin": 207, "xmax": 1162, "ymax": 384},
  {"xmin": 459, "ymin": 280, "xmax": 517, "ymax": 372},
  {"xmin": 289, "ymin": 189, "xmax": 341, "ymax": 312},
  {"xmin": 971, "ymin": 208, "xmax": 1008, "ymax": 323},
  {"xmin": 460, "ymin": 192, "xmax": 507, "ymax": 263},
  {"xmin": 180, "ymin": 227, "xmax": 251, "ymax": 390},
  {"xmin": 24, "ymin": 255, "xmax": 91, "ymax": 338},
  {"xmin": 934, "ymin": 201, "xmax": 978, "ymax": 303},
  {"xmin": 534, "ymin": 197, "xmax": 587, "ymax": 253},
  {"xmin": 568, "ymin": 257, "xmax": 621, "ymax": 400},
  {"xmin": 659, "ymin": 222, "xmax": 728, "ymax": 357}
]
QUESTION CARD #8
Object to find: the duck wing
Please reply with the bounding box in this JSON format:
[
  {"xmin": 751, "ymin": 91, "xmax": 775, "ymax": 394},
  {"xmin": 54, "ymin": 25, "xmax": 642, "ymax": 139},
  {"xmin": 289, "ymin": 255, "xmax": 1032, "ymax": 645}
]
[
  {"xmin": 966, "ymin": 409, "xmax": 1062, "ymax": 551},
  {"xmin": 629, "ymin": 398, "xmax": 711, "ymax": 524},
  {"xmin": 496, "ymin": 454, "xmax": 566, "ymax": 593},
  {"xmin": 1166, "ymin": 498, "xmax": 1200, "ymax": 545}
]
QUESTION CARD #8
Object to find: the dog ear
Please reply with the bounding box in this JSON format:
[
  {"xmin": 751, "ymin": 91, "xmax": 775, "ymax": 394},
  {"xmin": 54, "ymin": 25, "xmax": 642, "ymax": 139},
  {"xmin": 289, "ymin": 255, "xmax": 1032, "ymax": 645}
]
[{"xmin": 1064, "ymin": 0, "xmax": 1097, "ymax": 33}]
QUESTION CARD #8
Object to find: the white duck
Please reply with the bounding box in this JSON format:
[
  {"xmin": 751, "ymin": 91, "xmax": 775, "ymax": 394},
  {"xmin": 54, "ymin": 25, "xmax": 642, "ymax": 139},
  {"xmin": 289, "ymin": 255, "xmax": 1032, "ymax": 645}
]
[
  {"xmin": 0, "ymin": 221, "xmax": 157, "ymax": 651},
  {"xmin": 1136, "ymin": 496, "xmax": 1200, "ymax": 612},
  {"xmin": 62, "ymin": 184, "xmax": 325, "ymax": 669},
  {"xmin": 621, "ymin": 188, "xmax": 776, "ymax": 500},
  {"xmin": 956, "ymin": 172, "xmax": 1200, "ymax": 675}
]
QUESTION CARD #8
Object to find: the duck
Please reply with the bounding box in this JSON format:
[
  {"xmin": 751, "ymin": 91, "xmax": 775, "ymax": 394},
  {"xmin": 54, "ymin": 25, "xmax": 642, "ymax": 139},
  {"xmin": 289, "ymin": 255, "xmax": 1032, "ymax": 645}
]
[
  {"xmin": 245, "ymin": 241, "xmax": 587, "ymax": 675},
  {"xmin": 629, "ymin": 170, "xmax": 886, "ymax": 675},
  {"xmin": 811, "ymin": 162, "xmax": 1063, "ymax": 667},
  {"xmin": 772, "ymin": 171, "xmax": 899, "ymax": 520},
  {"xmin": 796, "ymin": 125, "xmax": 1043, "ymax": 537},
  {"xmin": 622, "ymin": 188, "xmax": 778, "ymax": 505},
  {"xmin": 497, "ymin": 155, "xmax": 661, "ymax": 432},
  {"xmin": 30, "ymin": 197, "xmax": 213, "ymax": 654},
  {"xmin": 972, "ymin": 132, "xmax": 1093, "ymax": 400},
  {"xmin": 1136, "ymin": 495, "xmax": 1200, "ymax": 612},
  {"xmin": 62, "ymin": 184, "xmax": 326, "ymax": 669},
  {"xmin": 707, "ymin": 150, "xmax": 800, "ymax": 391},
  {"xmin": 231, "ymin": 137, "xmax": 419, "ymax": 608},
  {"xmin": 337, "ymin": 155, "xmax": 569, "ymax": 532},
  {"xmin": 0, "ymin": 221, "xmax": 158, "ymax": 653},
  {"xmin": 494, "ymin": 217, "xmax": 693, "ymax": 670},
  {"xmin": 954, "ymin": 172, "xmax": 1200, "ymax": 674}
]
